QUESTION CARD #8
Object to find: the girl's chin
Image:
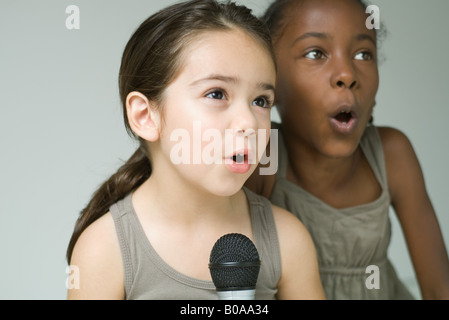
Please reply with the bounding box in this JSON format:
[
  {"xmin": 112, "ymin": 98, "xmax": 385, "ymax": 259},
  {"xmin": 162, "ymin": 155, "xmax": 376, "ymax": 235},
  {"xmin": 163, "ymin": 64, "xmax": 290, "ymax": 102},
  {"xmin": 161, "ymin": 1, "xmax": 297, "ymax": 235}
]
[
  {"xmin": 207, "ymin": 175, "xmax": 250, "ymax": 197},
  {"xmin": 322, "ymin": 142, "xmax": 360, "ymax": 159}
]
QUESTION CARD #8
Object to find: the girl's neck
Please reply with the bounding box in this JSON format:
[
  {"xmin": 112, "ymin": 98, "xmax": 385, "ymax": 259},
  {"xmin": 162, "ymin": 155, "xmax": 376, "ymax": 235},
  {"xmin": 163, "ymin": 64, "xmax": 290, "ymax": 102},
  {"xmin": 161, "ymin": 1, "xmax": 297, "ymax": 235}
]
[
  {"xmin": 133, "ymin": 165, "xmax": 248, "ymax": 227},
  {"xmin": 283, "ymin": 133, "xmax": 362, "ymax": 196}
]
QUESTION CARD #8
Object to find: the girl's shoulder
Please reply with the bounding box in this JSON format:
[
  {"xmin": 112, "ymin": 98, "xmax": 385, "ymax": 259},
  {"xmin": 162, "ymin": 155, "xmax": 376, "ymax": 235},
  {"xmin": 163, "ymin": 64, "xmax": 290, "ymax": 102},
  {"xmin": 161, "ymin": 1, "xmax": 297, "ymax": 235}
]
[
  {"xmin": 67, "ymin": 212, "xmax": 124, "ymax": 299},
  {"xmin": 71, "ymin": 212, "xmax": 119, "ymax": 259},
  {"xmin": 271, "ymin": 204, "xmax": 315, "ymax": 254},
  {"xmin": 270, "ymin": 204, "xmax": 326, "ymax": 299},
  {"xmin": 376, "ymin": 126, "xmax": 417, "ymax": 169},
  {"xmin": 376, "ymin": 126, "xmax": 412, "ymax": 149},
  {"xmin": 376, "ymin": 126, "xmax": 423, "ymax": 202}
]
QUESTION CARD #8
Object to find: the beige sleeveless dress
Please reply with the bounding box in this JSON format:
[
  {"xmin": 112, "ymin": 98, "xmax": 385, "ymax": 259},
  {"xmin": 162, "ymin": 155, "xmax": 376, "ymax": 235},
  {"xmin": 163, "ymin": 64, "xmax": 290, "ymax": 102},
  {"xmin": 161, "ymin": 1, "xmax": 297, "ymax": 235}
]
[
  {"xmin": 110, "ymin": 187, "xmax": 282, "ymax": 300},
  {"xmin": 270, "ymin": 124, "xmax": 414, "ymax": 299}
]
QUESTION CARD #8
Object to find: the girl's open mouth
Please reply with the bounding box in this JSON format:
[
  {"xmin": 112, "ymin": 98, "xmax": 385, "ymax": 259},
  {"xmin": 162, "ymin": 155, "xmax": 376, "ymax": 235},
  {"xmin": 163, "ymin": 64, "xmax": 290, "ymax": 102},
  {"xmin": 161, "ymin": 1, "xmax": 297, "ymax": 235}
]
[
  {"xmin": 226, "ymin": 150, "xmax": 252, "ymax": 174},
  {"xmin": 330, "ymin": 110, "xmax": 357, "ymax": 134},
  {"xmin": 334, "ymin": 110, "xmax": 353, "ymax": 124}
]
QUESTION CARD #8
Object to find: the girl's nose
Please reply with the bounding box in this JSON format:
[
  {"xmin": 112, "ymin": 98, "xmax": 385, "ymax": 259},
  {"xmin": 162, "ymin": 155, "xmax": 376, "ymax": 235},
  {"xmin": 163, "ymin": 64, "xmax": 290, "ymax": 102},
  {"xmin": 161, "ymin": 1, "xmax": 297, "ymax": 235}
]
[
  {"xmin": 331, "ymin": 56, "xmax": 358, "ymax": 90},
  {"xmin": 231, "ymin": 103, "xmax": 258, "ymax": 136}
]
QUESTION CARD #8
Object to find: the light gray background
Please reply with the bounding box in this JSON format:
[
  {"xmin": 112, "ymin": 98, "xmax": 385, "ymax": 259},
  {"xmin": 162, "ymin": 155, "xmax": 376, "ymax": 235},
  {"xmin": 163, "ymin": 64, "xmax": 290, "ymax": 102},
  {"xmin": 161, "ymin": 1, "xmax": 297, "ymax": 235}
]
[{"xmin": 0, "ymin": 0, "xmax": 448, "ymax": 299}]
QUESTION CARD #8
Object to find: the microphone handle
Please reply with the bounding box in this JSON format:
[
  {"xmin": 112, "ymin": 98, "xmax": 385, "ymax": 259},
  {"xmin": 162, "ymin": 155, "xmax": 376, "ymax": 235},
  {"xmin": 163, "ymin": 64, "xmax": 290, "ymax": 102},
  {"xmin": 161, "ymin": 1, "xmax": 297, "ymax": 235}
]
[{"xmin": 217, "ymin": 289, "xmax": 255, "ymax": 300}]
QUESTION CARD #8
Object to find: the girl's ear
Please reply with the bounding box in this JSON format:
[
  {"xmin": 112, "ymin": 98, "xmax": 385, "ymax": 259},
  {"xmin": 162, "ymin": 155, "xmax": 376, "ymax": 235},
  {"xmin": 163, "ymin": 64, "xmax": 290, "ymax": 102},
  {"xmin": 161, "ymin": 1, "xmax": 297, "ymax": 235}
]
[{"xmin": 126, "ymin": 91, "xmax": 161, "ymax": 142}]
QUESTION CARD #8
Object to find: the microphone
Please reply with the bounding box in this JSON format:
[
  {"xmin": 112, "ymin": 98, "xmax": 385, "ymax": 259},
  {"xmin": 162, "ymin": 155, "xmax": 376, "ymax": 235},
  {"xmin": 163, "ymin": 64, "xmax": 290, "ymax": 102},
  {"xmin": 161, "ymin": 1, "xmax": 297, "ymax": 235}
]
[{"xmin": 209, "ymin": 233, "xmax": 261, "ymax": 300}]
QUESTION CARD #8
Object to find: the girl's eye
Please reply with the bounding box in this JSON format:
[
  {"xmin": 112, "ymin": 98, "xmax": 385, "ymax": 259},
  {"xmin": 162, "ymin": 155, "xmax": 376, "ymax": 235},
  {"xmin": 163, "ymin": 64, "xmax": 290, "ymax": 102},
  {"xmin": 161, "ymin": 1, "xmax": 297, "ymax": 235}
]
[
  {"xmin": 355, "ymin": 51, "xmax": 373, "ymax": 61},
  {"xmin": 252, "ymin": 96, "xmax": 272, "ymax": 109},
  {"xmin": 205, "ymin": 89, "xmax": 226, "ymax": 100},
  {"xmin": 304, "ymin": 50, "xmax": 325, "ymax": 60}
]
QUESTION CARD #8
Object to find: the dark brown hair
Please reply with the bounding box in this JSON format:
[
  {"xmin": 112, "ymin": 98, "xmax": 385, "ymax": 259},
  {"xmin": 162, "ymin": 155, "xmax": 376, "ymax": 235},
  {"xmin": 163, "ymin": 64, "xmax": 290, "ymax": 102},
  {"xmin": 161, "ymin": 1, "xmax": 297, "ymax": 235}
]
[
  {"xmin": 66, "ymin": 0, "xmax": 274, "ymax": 263},
  {"xmin": 263, "ymin": 0, "xmax": 380, "ymax": 43}
]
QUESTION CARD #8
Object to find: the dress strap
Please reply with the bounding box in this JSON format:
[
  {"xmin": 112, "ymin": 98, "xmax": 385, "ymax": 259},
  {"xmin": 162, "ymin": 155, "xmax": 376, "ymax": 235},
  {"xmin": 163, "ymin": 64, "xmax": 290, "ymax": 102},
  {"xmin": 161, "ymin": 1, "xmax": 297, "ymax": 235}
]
[
  {"xmin": 109, "ymin": 194, "xmax": 135, "ymax": 296},
  {"xmin": 243, "ymin": 187, "xmax": 282, "ymax": 285},
  {"xmin": 359, "ymin": 125, "xmax": 389, "ymax": 191}
]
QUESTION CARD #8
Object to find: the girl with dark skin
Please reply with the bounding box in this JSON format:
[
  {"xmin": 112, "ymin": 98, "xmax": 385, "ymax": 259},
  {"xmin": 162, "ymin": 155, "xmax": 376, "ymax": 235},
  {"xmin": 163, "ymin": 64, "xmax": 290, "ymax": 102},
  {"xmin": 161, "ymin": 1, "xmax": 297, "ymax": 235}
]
[{"xmin": 247, "ymin": 0, "xmax": 449, "ymax": 299}]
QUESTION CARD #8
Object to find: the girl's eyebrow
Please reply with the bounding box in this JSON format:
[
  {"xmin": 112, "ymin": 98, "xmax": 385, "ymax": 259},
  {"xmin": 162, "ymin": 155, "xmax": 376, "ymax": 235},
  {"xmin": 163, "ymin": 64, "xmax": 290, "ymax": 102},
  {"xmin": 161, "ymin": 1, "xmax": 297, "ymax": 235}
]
[
  {"xmin": 259, "ymin": 82, "xmax": 275, "ymax": 93},
  {"xmin": 356, "ymin": 33, "xmax": 377, "ymax": 46},
  {"xmin": 190, "ymin": 74, "xmax": 239, "ymax": 86},
  {"xmin": 291, "ymin": 32, "xmax": 376, "ymax": 48},
  {"xmin": 290, "ymin": 32, "xmax": 328, "ymax": 48},
  {"xmin": 190, "ymin": 73, "xmax": 275, "ymax": 93}
]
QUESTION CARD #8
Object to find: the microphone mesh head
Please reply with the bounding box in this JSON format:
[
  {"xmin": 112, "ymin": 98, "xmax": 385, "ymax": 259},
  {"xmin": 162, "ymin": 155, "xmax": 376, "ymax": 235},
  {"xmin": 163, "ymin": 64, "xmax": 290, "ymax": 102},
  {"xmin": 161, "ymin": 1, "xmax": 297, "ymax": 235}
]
[{"xmin": 209, "ymin": 233, "xmax": 260, "ymax": 291}]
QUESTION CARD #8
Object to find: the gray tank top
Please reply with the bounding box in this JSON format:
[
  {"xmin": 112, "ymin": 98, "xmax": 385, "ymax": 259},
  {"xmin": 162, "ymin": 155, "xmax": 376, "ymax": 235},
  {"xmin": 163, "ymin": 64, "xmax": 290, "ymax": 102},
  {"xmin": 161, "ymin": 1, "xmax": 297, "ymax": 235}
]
[
  {"xmin": 110, "ymin": 187, "xmax": 281, "ymax": 300},
  {"xmin": 270, "ymin": 124, "xmax": 414, "ymax": 299}
]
